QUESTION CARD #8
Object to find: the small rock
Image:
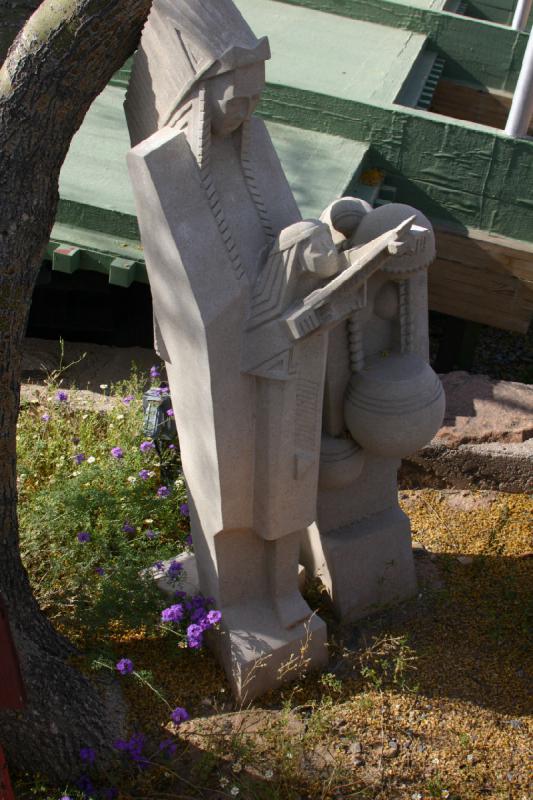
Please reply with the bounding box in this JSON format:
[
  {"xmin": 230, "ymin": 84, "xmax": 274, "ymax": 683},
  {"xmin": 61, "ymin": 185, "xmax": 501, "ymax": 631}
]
[
  {"xmin": 383, "ymin": 739, "xmax": 399, "ymax": 758},
  {"xmin": 457, "ymin": 555, "xmax": 474, "ymax": 565},
  {"xmin": 348, "ymin": 741, "xmax": 362, "ymax": 756}
]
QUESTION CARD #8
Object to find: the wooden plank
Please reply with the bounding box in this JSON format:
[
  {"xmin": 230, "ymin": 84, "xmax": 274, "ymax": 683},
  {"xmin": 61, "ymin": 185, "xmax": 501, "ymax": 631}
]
[
  {"xmin": 429, "ymin": 227, "xmax": 533, "ymax": 332},
  {"xmin": 429, "ymin": 79, "xmax": 533, "ymax": 134}
]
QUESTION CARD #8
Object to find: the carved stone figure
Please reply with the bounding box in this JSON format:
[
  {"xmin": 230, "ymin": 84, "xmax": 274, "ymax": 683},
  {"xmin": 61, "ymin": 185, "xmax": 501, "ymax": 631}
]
[
  {"xmin": 125, "ymin": 0, "xmax": 444, "ymax": 699},
  {"xmin": 302, "ymin": 199, "xmax": 445, "ymax": 620}
]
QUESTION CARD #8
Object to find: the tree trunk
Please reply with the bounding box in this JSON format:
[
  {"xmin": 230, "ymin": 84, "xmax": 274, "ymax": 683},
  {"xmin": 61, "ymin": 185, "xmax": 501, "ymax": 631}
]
[{"xmin": 0, "ymin": 0, "xmax": 152, "ymax": 779}]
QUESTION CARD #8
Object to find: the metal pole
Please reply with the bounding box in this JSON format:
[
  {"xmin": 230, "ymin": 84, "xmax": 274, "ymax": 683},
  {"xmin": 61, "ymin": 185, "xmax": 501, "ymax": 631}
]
[
  {"xmin": 505, "ymin": 29, "xmax": 533, "ymax": 136},
  {"xmin": 512, "ymin": 0, "xmax": 532, "ymax": 31}
]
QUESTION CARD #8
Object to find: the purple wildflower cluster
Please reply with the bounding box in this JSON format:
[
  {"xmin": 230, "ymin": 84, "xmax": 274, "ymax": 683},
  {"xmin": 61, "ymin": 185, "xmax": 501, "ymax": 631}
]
[
  {"xmin": 179, "ymin": 503, "xmax": 189, "ymax": 517},
  {"xmin": 161, "ymin": 604, "xmax": 184, "ymax": 624},
  {"xmin": 139, "ymin": 440, "xmax": 154, "ymax": 453},
  {"xmin": 138, "ymin": 468, "xmax": 151, "ymax": 480},
  {"xmin": 157, "ymin": 485, "xmax": 170, "ymax": 498},
  {"xmin": 74, "ymin": 453, "xmax": 85, "ymax": 465},
  {"xmin": 150, "ymin": 366, "xmax": 161, "ymax": 379},
  {"xmin": 77, "ymin": 531, "xmax": 91, "ymax": 543},
  {"xmin": 167, "ymin": 560, "xmax": 183, "ymax": 581},
  {"xmin": 171, "ymin": 706, "xmax": 190, "ymax": 724},
  {"xmin": 122, "ymin": 521, "xmax": 135, "ymax": 535},
  {"xmin": 110, "ymin": 446, "xmax": 124, "ymax": 459},
  {"xmin": 161, "ymin": 593, "xmax": 221, "ymax": 649},
  {"xmin": 114, "ymin": 733, "xmax": 149, "ymax": 768},
  {"xmin": 116, "ymin": 658, "xmax": 134, "ymax": 675},
  {"xmin": 56, "ymin": 390, "xmax": 68, "ymax": 403},
  {"xmin": 122, "ymin": 394, "xmax": 134, "ymax": 406}
]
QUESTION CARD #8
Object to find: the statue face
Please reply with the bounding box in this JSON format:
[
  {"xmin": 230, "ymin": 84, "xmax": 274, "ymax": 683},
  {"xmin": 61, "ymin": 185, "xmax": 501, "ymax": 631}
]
[
  {"xmin": 207, "ymin": 62, "xmax": 265, "ymax": 136},
  {"xmin": 301, "ymin": 225, "xmax": 338, "ymax": 278}
]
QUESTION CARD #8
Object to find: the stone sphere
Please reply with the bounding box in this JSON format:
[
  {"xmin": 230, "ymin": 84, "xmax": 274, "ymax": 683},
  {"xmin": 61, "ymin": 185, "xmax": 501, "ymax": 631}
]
[{"xmin": 344, "ymin": 353, "xmax": 445, "ymax": 458}]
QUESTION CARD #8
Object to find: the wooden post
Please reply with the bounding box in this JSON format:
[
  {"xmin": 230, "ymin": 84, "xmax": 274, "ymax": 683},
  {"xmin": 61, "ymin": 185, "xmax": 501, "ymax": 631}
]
[{"xmin": 0, "ymin": 596, "xmax": 26, "ymax": 800}]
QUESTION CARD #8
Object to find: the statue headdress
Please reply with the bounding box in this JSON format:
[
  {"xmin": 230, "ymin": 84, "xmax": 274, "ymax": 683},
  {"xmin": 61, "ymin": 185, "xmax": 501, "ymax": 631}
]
[{"xmin": 125, "ymin": 0, "xmax": 270, "ymax": 145}]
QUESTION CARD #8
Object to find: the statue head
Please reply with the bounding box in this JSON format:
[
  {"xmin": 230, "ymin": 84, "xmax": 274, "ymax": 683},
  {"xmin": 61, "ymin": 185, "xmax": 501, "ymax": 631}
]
[
  {"xmin": 125, "ymin": 0, "xmax": 270, "ymax": 145},
  {"xmin": 277, "ymin": 220, "xmax": 338, "ymax": 279}
]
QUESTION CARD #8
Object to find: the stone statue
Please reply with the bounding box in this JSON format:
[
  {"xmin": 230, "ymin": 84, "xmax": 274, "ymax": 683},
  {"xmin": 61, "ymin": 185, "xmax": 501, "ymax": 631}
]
[
  {"xmin": 302, "ymin": 198, "xmax": 445, "ymax": 620},
  {"xmin": 125, "ymin": 0, "xmax": 444, "ymax": 700}
]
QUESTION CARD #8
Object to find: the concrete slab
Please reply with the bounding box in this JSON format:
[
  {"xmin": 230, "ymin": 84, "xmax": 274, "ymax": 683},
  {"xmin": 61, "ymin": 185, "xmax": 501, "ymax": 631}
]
[
  {"xmin": 236, "ymin": 0, "xmax": 426, "ymax": 105},
  {"xmin": 59, "ymin": 85, "xmax": 369, "ymax": 228}
]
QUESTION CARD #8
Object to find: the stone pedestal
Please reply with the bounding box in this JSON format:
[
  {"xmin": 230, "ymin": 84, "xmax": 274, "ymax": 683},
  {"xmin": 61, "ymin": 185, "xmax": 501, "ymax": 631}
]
[{"xmin": 302, "ymin": 507, "xmax": 417, "ymax": 622}]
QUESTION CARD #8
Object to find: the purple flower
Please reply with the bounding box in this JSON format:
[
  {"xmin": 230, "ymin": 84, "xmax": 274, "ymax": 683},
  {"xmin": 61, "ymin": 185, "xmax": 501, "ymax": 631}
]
[
  {"xmin": 145, "ymin": 529, "xmax": 156, "ymax": 540},
  {"xmin": 122, "ymin": 521, "xmax": 135, "ymax": 534},
  {"xmin": 206, "ymin": 609, "xmax": 222, "ymax": 626},
  {"xmin": 153, "ymin": 560, "xmax": 164, "ymax": 571},
  {"xmin": 74, "ymin": 453, "xmax": 85, "ymax": 465},
  {"xmin": 186, "ymin": 623, "xmax": 203, "ymax": 649},
  {"xmin": 159, "ymin": 738, "xmax": 177, "ymax": 758},
  {"xmin": 114, "ymin": 733, "xmax": 147, "ymax": 766},
  {"xmin": 56, "ymin": 390, "xmax": 68, "ymax": 403},
  {"xmin": 122, "ymin": 395, "xmax": 134, "ymax": 405},
  {"xmin": 174, "ymin": 590, "xmax": 187, "ymax": 600},
  {"xmin": 95, "ymin": 566, "xmax": 105, "ymax": 576},
  {"xmin": 77, "ymin": 531, "xmax": 91, "ymax": 543},
  {"xmin": 170, "ymin": 706, "xmax": 190, "ymax": 724},
  {"xmin": 157, "ymin": 485, "xmax": 170, "ymax": 498},
  {"xmin": 161, "ymin": 604, "xmax": 184, "ymax": 623},
  {"xmin": 138, "ymin": 469, "xmax": 151, "ymax": 480},
  {"xmin": 190, "ymin": 606, "xmax": 207, "ymax": 623},
  {"xmin": 180, "ymin": 503, "xmax": 190, "ymax": 517},
  {"xmin": 167, "ymin": 560, "xmax": 183, "ymax": 578},
  {"xmin": 110, "ymin": 447, "xmax": 124, "ymax": 459},
  {"xmin": 41, "ymin": 413, "xmax": 50, "ymax": 422},
  {"xmin": 150, "ymin": 366, "xmax": 161, "ymax": 379},
  {"xmin": 140, "ymin": 441, "xmax": 154, "ymax": 453},
  {"xmin": 79, "ymin": 746, "xmax": 96, "ymax": 765},
  {"xmin": 166, "ymin": 408, "xmax": 174, "ymax": 417},
  {"xmin": 168, "ymin": 443, "xmax": 176, "ymax": 450},
  {"xmin": 185, "ymin": 533, "xmax": 193, "ymax": 547},
  {"xmin": 116, "ymin": 658, "xmax": 134, "ymax": 675}
]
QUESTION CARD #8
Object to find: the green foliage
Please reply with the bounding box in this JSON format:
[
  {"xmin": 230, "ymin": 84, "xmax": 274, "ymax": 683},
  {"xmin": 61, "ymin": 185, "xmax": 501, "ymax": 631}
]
[
  {"xmin": 359, "ymin": 634, "xmax": 419, "ymax": 693},
  {"xmin": 17, "ymin": 369, "xmax": 189, "ymax": 636}
]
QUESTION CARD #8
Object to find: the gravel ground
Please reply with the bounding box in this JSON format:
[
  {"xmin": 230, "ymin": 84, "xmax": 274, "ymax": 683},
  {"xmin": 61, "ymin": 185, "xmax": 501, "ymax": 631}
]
[{"xmin": 90, "ymin": 489, "xmax": 532, "ymax": 800}]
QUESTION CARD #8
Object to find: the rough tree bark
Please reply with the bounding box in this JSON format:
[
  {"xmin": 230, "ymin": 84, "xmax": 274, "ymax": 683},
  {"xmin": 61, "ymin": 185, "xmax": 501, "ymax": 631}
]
[{"xmin": 0, "ymin": 0, "xmax": 152, "ymax": 780}]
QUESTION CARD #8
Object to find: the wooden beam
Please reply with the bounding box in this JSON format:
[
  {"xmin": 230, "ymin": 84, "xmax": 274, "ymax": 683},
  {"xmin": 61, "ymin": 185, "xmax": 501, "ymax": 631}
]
[
  {"xmin": 429, "ymin": 226, "xmax": 533, "ymax": 332},
  {"xmin": 430, "ymin": 78, "xmax": 533, "ymax": 136}
]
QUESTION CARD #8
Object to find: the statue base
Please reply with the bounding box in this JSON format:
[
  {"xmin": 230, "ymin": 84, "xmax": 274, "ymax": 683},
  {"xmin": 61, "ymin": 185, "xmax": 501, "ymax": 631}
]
[
  {"xmin": 302, "ymin": 506, "xmax": 417, "ymax": 622},
  {"xmin": 152, "ymin": 552, "xmax": 328, "ymax": 702}
]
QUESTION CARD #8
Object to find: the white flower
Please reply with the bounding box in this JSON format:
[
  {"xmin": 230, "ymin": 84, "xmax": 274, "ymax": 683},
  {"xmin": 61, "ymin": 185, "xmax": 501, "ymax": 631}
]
[
  {"xmin": 232, "ymin": 763, "xmax": 242, "ymax": 774},
  {"xmin": 442, "ymin": 792, "xmax": 450, "ymax": 798},
  {"xmin": 99, "ymin": 384, "xmax": 108, "ymax": 390},
  {"xmin": 127, "ymin": 476, "xmax": 137, "ymax": 484},
  {"xmin": 82, "ymin": 414, "xmax": 89, "ymax": 420},
  {"xmin": 219, "ymin": 776, "xmax": 229, "ymax": 787},
  {"xmin": 264, "ymin": 769, "xmax": 274, "ymax": 779},
  {"xmin": 230, "ymin": 788, "xmax": 239, "ymax": 797},
  {"xmin": 117, "ymin": 414, "xmax": 124, "ymax": 420},
  {"xmin": 412, "ymin": 794, "xmax": 422, "ymax": 800},
  {"xmin": 71, "ymin": 470, "xmax": 80, "ymax": 477},
  {"xmin": 87, "ymin": 456, "xmax": 96, "ymax": 464}
]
